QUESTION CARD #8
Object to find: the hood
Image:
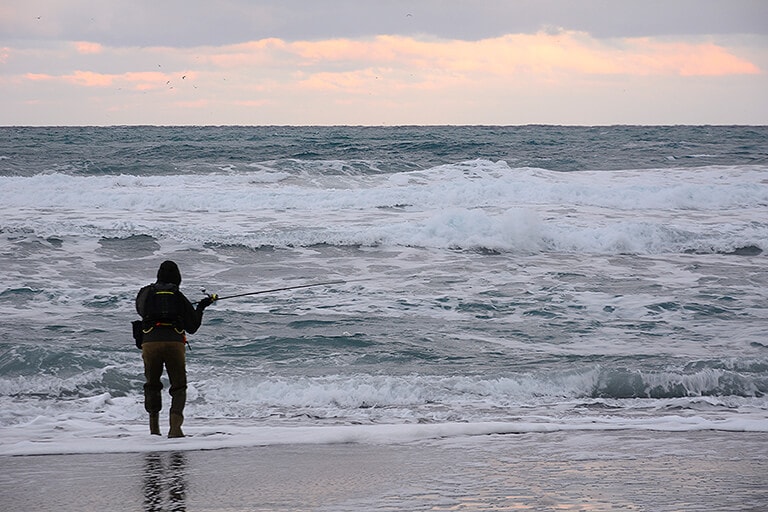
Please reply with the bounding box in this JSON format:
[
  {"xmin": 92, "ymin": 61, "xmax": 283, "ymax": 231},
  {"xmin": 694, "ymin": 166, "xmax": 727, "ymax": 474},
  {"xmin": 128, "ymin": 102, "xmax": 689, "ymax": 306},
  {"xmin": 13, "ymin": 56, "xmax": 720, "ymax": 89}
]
[{"xmin": 156, "ymin": 260, "xmax": 182, "ymax": 285}]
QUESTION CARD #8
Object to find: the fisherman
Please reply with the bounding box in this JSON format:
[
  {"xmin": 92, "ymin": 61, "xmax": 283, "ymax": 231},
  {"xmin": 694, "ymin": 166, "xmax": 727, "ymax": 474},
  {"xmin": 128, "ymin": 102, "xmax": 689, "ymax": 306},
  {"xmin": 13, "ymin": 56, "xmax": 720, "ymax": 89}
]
[{"xmin": 135, "ymin": 260, "xmax": 215, "ymax": 438}]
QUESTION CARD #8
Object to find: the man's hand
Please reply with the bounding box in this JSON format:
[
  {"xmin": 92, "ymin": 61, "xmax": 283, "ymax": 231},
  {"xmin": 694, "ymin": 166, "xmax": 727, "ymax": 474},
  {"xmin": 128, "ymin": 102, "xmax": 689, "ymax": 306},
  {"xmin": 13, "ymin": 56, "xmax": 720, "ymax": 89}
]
[{"xmin": 197, "ymin": 293, "xmax": 218, "ymax": 310}]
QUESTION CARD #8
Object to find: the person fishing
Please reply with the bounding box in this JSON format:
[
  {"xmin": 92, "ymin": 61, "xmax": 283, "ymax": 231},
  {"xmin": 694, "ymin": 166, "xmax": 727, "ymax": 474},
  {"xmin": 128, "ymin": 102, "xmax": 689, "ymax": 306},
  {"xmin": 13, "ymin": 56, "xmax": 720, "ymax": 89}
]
[{"xmin": 134, "ymin": 260, "xmax": 216, "ymax": 438}]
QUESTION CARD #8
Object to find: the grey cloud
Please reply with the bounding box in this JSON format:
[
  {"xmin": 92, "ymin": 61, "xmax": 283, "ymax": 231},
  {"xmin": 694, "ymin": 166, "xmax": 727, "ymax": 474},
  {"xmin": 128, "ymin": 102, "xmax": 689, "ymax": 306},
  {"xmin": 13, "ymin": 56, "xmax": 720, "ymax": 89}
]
[{"xmin": 2, "ymin": 0, "xmax": 766, "ymax": 49}]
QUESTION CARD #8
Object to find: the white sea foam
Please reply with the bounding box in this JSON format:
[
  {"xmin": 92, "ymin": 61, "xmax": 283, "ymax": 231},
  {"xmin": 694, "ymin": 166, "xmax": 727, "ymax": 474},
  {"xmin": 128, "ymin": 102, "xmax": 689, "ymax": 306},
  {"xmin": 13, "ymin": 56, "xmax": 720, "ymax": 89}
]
[
  {"xmin": 4, "ymin": 163, "xmax": 766, "ymax": 211},
  {"xmin": 1, "ymin": 163, "xmax": 766, "ymax": 255},
  {"xmin": 2, "ymin": 152, "xmax": 768, "ymax": 457},
  {"xmin": 1, "ymin": 405, "xmax": 765, "ymax": 456},
  {"xmin": 2, "ymin": 363, "xmax": 765, "ymax": 456}
]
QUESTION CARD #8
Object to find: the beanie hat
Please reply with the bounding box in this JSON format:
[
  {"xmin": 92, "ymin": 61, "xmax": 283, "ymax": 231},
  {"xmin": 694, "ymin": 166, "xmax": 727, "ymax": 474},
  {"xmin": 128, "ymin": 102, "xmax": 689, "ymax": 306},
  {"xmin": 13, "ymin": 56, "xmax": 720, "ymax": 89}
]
[{"xmin": 157, "ymin": 260, "xmax": 182, "ymax": 285}]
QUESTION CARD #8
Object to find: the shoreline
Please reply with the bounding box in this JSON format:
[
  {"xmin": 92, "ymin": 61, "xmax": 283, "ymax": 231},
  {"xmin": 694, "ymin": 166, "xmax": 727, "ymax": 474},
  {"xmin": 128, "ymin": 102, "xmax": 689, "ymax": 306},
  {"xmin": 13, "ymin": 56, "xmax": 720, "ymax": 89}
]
[{"xmin": 2, "ymin": 430, "xmax": 766, "ymax": 511}]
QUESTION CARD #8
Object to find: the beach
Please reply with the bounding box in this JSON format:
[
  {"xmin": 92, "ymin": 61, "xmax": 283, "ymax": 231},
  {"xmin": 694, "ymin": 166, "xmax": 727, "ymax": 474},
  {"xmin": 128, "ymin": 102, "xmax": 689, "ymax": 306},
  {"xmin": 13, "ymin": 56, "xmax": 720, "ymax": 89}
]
[
  {"xmin": 1, "ymin": 125, "xmax": 767, "ymax": 511},
  {"xmin": 2, "ymin": 430, "xmax": 766, "ymax": 511}
]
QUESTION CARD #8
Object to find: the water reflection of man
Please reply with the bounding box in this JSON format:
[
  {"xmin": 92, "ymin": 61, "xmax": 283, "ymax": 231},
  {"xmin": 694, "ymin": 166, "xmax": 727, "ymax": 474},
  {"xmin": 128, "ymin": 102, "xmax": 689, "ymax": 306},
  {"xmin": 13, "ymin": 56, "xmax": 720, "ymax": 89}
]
[{"xmin": 144, "ymin": 451, "xmax": 187, "ymax": 512}]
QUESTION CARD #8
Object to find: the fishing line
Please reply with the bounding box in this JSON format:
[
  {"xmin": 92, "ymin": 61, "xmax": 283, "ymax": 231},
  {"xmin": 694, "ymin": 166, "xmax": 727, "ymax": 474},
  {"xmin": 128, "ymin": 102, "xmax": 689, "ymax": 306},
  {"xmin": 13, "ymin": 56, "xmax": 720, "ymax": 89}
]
[{"xmin": 193, "ymin": 278, "xmax": 369, "ymax": 305}]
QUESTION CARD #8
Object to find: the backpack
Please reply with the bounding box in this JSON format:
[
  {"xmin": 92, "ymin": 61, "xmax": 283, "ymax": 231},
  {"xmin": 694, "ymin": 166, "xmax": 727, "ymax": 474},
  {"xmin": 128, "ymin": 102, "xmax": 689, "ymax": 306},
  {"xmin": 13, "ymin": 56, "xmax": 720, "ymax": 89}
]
[{"xmin": 142, "ymin": 283, "xmax": 183, "ymax": 330}]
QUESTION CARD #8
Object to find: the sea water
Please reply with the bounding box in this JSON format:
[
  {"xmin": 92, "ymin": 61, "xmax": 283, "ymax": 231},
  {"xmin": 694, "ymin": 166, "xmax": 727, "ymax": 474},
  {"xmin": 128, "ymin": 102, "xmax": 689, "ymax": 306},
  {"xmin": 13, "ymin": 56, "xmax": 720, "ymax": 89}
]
[{"xmin": 0, "ymin": 125, "xmax": 767, "ymax": 456}]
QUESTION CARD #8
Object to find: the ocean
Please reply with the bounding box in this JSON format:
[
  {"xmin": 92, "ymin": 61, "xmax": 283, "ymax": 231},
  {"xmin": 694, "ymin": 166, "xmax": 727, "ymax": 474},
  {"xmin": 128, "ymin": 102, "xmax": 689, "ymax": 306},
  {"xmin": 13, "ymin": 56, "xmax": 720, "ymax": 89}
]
[{"xmin": 1, "ymin": 125, "xmax": 767, "ymax": 510}]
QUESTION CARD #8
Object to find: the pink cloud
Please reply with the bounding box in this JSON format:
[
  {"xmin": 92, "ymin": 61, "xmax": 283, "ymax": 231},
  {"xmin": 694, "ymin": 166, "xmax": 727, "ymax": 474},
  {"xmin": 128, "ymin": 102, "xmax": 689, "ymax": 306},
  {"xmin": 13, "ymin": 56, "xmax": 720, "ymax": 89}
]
[
  {"xmin": 63, "ymin": 70, "xmax": 115, "ymax": 87},
  {"xmin": 292, "ymin": 37, "xmax": 402, "ymax": 64},
  {"xmin": 73, "ymin": 41, "xmax": 103, "ymax": 55},
  {"xmin": 298, "ymin": 68, "xmax": 383, "ymax": 92},
  {"xmin": 9, "ymin": 30, "xmax": 761, "ymax": 126},
  {"xmin": 24, "ymin": 73, "xmax": 55, "ymax": 82},
  {"xmin": 623, "ymin": 39, "xmax": 761, "ymax": 76},
  {"xmin": 122, "ymin": 71, "xmax": 174, "ymax": 90},
  {"xmin": 23, "ymin": 71, "xmax": 114, "ymax": 87},
  {"xmin": 23, "ymin": 69, "xmax": 173, "ymax": 90},
  {"xmin": 281, "ymin": 32, "xmax": 761, "ymax": 80},
  {"xmin": 206, "ymin": 38, "xmax": 287, "ymax": 68}
]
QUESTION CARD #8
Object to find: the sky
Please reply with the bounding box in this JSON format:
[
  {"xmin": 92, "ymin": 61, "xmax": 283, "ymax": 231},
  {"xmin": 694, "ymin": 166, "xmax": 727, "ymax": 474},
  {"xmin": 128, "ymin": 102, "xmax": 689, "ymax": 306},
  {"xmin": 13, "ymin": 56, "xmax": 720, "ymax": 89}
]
[{"xmin": 1, "ymin": 0, "xmax": 767, "ymax": 126}]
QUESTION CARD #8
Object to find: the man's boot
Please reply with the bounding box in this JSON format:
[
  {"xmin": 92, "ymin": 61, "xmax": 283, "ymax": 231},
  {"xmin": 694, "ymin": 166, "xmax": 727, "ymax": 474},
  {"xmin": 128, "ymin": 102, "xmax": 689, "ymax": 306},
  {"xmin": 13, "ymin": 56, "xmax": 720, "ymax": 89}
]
[
  {"xmin": 149, "ymin": 413, "xmax": 161, "ymax": 436},
  {"xmin": 168, "ymin": 412, "xmax": 185, "ymax": 438}
]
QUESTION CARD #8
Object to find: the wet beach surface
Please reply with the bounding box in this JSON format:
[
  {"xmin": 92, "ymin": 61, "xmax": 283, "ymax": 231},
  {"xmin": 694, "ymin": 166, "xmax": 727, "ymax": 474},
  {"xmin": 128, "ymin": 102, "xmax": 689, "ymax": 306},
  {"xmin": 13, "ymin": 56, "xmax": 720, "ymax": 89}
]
[{"xmin": 2, "ymin": 430, "xmax": 766, "ymax": 511}]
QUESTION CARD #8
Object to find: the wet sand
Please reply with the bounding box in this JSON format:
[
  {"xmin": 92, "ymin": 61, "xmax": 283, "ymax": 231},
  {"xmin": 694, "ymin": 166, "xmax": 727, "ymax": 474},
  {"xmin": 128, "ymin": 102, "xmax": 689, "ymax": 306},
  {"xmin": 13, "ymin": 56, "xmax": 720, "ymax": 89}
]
[{"xmin": 2, "ymin": 430, "xmax": 766, "ymax": 511}]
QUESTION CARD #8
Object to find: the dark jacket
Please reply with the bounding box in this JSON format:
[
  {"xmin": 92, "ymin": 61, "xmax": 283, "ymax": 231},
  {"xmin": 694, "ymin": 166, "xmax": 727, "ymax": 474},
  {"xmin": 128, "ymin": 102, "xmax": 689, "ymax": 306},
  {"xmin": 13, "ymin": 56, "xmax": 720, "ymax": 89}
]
[{"xmin": 135, "ymin": 283, "xmax": 203, "ymax": 343}]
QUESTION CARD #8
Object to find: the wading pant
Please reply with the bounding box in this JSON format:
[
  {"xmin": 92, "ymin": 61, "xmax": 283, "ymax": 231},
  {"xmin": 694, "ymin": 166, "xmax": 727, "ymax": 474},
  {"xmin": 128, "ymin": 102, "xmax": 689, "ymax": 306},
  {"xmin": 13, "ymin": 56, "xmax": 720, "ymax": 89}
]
[{"xmin": 142, "ymin": 341, "xmax": 187, "ymax": 417}]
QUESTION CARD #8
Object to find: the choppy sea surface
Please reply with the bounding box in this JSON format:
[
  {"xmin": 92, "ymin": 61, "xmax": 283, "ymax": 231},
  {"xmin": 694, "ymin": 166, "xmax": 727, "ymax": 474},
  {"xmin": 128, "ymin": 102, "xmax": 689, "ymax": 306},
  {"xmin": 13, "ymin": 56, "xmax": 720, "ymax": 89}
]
[{"xmin": 0, "ymin": 125, "xmax": 767, "ymax": 457}]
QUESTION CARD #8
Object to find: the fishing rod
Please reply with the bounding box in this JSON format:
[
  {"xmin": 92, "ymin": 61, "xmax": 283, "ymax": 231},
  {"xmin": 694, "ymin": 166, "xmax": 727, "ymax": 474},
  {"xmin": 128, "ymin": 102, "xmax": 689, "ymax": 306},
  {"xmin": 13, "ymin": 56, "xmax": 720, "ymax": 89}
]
[{"xmin": 196, "ymin": 278, "xmax": 362, "ymax": 304}]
